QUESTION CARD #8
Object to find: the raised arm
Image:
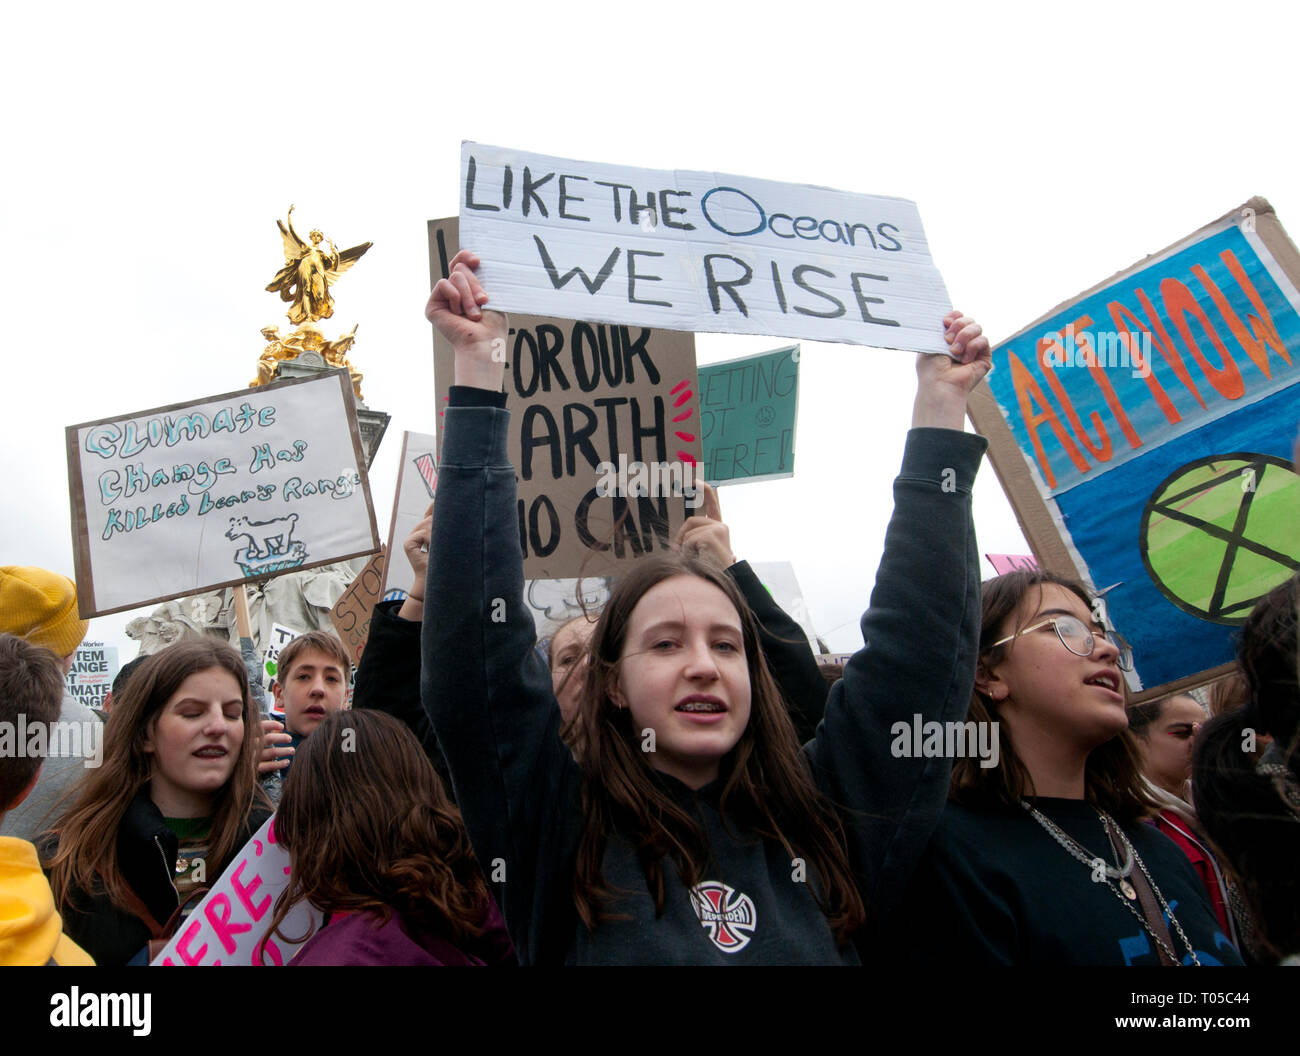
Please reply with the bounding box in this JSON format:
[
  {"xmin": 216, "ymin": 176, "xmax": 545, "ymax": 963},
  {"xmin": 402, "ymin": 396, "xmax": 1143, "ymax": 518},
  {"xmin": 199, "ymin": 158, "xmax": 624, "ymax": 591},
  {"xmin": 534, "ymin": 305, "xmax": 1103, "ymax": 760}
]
[
  {"xmin": 419, "ymin": 252, "xmax": 583, "ymax": 965},
  {"xmin": 805, "ymin": 312, "xmax": 992, "ymax": 926}
]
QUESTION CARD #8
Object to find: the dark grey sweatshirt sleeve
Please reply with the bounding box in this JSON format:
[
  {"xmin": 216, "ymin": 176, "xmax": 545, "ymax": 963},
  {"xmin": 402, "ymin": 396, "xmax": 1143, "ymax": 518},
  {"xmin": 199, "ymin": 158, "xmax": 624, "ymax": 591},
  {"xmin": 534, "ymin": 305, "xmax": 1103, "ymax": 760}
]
[
  {"xmin": 420, "ymin": 394, "xmax": 583, "ymax": 966},
  {"xmin": 727, "ymin": 559, "xmax": 829, "ymax": 744},
  {"xmin": 803, "ymin": 426, "xmax": 987, "ymax": 928}
]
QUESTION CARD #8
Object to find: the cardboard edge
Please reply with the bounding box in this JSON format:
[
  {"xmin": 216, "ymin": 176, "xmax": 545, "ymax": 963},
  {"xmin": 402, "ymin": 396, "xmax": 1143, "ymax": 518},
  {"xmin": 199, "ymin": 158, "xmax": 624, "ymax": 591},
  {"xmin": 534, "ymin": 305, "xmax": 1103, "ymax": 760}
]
[
  {"xmin": 1127, "ymin": 662, "xmax": 1238, "ymax": 706},
  {"xmin": 66, "ymin": 424, "xmax": 97, "ymax": 618},
  {"xmin": 335, "ymin": 369, "xmax": 381, "ymax": 552},
  {"xmin": 1252, "ymin": 198, "xmax": 1300, "ymax": 289},
  {"xmin": 382, "ymin": 431, "xmax": 416, "ymax": 595}
]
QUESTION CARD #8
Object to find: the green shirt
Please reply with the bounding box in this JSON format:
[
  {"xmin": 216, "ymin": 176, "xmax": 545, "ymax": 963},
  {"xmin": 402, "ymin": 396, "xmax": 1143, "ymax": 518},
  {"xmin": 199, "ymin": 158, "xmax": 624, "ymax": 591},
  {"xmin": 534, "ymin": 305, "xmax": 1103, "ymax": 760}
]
[{"xmin": 163, "ymin": 816, "xmax": 211, "ymax": 901}]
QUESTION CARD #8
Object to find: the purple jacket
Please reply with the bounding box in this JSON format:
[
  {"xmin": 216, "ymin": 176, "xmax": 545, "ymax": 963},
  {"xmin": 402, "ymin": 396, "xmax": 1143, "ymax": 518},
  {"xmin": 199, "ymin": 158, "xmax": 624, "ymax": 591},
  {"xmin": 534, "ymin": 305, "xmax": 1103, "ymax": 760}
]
[{"xmin": 289, "ymin": 900, "xmax": 516, "ymax": 966}]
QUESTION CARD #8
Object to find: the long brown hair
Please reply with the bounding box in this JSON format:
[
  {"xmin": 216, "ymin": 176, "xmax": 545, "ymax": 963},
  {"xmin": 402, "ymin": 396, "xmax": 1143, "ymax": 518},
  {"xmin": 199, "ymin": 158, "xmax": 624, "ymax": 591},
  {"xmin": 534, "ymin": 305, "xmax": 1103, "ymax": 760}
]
[
  {"xmin": 46, "ymin": 639, "xmax": 267, "ymax": 911},
  {"xmin": 950, "ymin": 569, "xmax": 1158, "ymax": 822},
  {"xmin": 263, "ymin": 711, "xmax": 493, "ymax": 954},
  {"xmin": 571, "ymin": 552, "xmax": 866, "ymax": 944},
  {"xmin": 1193, "ymin": 573, "xmax": 1300, "ymax": 961}
]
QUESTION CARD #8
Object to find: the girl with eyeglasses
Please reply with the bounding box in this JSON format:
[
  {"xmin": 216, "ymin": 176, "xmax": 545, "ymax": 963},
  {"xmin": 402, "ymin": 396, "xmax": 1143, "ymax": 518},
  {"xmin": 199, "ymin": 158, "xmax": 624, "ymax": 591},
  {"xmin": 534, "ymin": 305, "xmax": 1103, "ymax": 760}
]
[{"xmin": 878, "ymin": 569, "xmax": 1243, "ymax": 966}]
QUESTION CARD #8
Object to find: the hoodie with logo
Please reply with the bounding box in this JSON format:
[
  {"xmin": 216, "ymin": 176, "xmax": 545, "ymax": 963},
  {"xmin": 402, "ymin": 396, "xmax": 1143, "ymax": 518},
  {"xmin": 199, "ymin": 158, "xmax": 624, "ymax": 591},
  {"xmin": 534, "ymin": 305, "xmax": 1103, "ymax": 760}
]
[
  {"xmin": 422, "ymin": 389, "xmax": 986, "ymax": 964},
  {"xmin": 0, "ymin": 836, "xmax": 93, "ymax": 965}
]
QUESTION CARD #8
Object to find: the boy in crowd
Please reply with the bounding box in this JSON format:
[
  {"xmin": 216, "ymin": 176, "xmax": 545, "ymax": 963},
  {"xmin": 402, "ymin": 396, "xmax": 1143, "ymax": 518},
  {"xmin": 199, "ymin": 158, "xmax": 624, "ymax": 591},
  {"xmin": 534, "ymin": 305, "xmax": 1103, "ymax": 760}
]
[
  {"xmin": 0, "ymin": 634, "xmax": 93, "ymax": 964},
  {"xmin": 0, "ymin": 567, "xmax": 101, "ymax": 842},
  {"xmin": 262, "ymin": 631, "xmax": 353, "ymax": 779}
]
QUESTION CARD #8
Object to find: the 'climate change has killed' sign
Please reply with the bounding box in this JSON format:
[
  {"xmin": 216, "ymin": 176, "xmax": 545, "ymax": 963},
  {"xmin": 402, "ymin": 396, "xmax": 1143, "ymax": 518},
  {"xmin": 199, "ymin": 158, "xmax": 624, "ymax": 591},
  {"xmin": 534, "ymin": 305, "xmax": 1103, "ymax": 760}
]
[
  {"xmin": 975, "ymin": 199, "xmax": 1300, "ymax": 698},
  {"xmin": 459, "ymin": 143, "xmax": 951, "ymax": 353},
  {"xmin": 67, "ymin": 371, "xmax": 380, "ymax": 618}
]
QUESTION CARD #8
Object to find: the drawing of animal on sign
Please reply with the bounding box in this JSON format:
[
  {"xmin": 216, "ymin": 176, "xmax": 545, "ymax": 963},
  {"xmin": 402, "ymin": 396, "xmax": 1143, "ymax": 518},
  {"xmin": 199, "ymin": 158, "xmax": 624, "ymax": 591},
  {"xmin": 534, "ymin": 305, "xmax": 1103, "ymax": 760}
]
[{"xmin": 225, "ymin": 512, "xmax": 307, "ymax": 576}]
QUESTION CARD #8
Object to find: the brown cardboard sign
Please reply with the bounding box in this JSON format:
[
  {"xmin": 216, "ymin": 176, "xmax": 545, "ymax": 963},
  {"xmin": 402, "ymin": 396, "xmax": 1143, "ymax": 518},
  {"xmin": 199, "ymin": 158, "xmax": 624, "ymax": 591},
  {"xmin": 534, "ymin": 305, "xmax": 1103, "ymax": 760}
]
[
  {"xmin": 66, "ymin": 370, "xmax": 380, "ymax": 618},
  {"xmin": 428, "ymin": 217, "xmax": 704, "ymax": 580},
  {"xmin": 330, "ymin": 548, "xmax": 387, "ymax": 667},
  {"xmin": 969, "ymin": 197, "xmax": 1300, "ymax": 702}
]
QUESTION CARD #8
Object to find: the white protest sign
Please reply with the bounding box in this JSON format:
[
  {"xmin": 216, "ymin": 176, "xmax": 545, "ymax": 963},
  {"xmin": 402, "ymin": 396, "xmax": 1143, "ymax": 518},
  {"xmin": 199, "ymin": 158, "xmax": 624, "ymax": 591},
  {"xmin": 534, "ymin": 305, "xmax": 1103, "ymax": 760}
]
[
  {"xmin": 381, "ymin": 431, "xmax": 438, "ymax": 597},
  {"xmin": 65, "ymin": 641, "xmax": 118, "ymax": 710},
  {"xmin": 262, "ymin": 622, "xmax": 302, "ymax": 691},
  {"xmin": 67, "ymin": 371, "xmax": 380, "ymax": 618},
  {"xmin": 460, "ymin": 142, "xmax": 952, "ymax": 353},
  {"xmin": 153, "ymin": 814, "xmax": 321, "ymax": 966},
  {"xmin": 750, "ymin": 561, "xmax": 820, "ymax": 648},
  {"xmin": 525, "ymin": 576, "xmax": 614, "ymax": 639}
]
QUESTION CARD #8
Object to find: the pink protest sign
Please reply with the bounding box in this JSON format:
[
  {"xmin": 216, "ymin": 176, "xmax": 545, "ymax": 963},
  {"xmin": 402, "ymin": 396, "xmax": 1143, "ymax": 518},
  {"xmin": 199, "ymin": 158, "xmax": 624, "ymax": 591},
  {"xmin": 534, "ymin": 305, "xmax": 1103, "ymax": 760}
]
[
  {"xmin": 985, "ymin": 553, "xmax": 1039, "ymax": 576},
  {"xmin": 152, "ymin": 814, "xmax": 321, "ymax": 966}
]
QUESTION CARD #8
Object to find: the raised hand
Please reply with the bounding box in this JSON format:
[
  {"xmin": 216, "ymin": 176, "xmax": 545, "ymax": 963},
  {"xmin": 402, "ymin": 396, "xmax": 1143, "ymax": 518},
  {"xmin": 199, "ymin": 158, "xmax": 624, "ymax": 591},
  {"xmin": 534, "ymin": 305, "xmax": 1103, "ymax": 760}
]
[
  {"xmin": 675, "ymin": 482, "xmax": 737, "ymax": 568},
  {"xmin": 256, "ymin": 717, "xmax": 293, "ymax": 774},
  {"xmin": 424, "ymin": 249, "xmax": 509, "ymax": 390},
  {"xmin": 912, "ymin": 310, "xmax": 994, "ymax": 430}
]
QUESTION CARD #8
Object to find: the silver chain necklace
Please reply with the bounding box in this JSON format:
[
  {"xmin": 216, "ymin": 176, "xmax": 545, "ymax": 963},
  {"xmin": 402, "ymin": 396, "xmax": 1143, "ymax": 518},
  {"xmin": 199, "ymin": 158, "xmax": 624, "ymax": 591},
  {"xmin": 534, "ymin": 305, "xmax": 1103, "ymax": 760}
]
[{"xmin": 1020, "ymin": 801, "xmax": 1202, "ymax": 967}]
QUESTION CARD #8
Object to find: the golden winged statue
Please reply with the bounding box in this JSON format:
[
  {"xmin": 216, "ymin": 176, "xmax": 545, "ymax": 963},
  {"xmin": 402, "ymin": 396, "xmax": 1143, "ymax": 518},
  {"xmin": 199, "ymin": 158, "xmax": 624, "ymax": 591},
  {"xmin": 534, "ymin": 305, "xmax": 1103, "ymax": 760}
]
[{"xmin": 265, "ymin": 206, "xmax": 372, "ymax": 325}]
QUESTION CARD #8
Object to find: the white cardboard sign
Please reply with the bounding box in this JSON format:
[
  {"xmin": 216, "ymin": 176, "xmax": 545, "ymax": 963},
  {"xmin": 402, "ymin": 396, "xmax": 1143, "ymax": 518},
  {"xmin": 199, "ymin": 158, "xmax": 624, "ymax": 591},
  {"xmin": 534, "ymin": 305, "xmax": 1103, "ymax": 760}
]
[
  {"xmin": 152, "ymin": 814, "xmax": 321, "ymax": 966},
  {"xmin": 381, "ymin": 430, "xmax": 438, "ymax": 597},
  {"xmin": 67, "ymin": 371, "xmax": 380, "ymax": 618},
  {"xmin": 460, "ymin": 141, "xmax": 952, "ymax": 353}
]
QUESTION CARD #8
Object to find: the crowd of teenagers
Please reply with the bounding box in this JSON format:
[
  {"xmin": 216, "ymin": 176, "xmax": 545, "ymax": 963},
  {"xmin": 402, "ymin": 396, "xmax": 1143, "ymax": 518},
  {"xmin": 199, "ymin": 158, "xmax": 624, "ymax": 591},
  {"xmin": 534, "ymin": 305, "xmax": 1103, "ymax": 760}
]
[{"xmin": 1, "ymin": 250, "xmax": 1296, "ymax": 968}]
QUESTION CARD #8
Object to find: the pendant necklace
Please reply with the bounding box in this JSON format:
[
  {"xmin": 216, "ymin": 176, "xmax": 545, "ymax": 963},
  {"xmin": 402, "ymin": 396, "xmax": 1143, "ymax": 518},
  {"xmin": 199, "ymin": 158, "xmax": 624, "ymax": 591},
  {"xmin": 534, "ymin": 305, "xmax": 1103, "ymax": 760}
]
[{"xmin": 1020, "ymin": 800, "xmax": 1202, "ymax": 966}]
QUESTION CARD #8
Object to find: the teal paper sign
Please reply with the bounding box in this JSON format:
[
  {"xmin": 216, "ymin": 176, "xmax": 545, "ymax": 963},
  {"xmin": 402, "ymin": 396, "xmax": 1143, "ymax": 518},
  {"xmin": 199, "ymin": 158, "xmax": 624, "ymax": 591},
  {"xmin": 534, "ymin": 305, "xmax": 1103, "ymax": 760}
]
[{"xmin": 698, "ymin": 346, "xmax": 799, "ymax": 484}]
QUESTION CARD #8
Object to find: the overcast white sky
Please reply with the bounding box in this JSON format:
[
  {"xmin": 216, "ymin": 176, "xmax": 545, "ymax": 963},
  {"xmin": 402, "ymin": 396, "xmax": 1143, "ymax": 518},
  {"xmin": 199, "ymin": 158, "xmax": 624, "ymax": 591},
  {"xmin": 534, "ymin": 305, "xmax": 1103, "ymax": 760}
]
[{"xmin": 4, "ymin": 0, "xmax": 1297, "ymax": 659}]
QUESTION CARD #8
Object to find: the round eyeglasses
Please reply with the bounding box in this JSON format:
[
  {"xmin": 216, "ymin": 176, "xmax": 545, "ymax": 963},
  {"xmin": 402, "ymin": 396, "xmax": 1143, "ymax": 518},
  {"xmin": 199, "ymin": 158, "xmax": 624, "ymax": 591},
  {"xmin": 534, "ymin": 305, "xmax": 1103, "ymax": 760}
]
[{"xmin": 990, "ymin": 614, "xmax": 1134, "ymax": 671}]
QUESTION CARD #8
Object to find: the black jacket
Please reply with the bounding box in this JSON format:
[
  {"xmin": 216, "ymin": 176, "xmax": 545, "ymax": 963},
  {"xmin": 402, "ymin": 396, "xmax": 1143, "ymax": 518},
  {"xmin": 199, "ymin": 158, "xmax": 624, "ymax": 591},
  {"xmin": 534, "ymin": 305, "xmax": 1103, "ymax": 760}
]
[
  {"xmin": 422, "ymin": 392, "xmax": 986, "ymax": 964},
  {"xmin": 879, "ymin": 799, "xmax": 1245, "ymax": 965},
  {"xmin": 49, "ymin": 787, "xmax": 270, "ymax": 966},
  {"xmin": 353, "ymin": 599, "xmax": 456, "ymax": 792}
]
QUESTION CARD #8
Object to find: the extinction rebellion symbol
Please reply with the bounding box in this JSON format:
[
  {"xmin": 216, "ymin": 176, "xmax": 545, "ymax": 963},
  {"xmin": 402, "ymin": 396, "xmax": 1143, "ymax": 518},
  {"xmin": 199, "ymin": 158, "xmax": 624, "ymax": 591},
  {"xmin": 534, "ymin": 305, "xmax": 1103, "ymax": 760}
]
[
  {"xmin": 689, "ymin": 881, "xmax": 757, "ymax": 953},
  {"xmin": 1139, "ymin": 453, "xmax": 1300, "ymax": 626}
]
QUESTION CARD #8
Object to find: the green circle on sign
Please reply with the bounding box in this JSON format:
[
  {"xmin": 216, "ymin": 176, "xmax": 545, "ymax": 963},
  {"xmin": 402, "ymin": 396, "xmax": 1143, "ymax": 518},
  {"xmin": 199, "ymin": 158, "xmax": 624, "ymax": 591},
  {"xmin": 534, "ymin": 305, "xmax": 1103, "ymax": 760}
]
[{"xmin": 1139, "ymin": 452, "xmax": 1300, "ymax": 626}]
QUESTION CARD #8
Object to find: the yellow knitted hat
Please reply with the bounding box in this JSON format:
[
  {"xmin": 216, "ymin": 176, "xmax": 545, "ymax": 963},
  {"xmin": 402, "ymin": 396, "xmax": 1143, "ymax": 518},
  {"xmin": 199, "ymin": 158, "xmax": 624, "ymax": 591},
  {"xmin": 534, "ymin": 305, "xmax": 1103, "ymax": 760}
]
[{"xmin": 0, "ymin": 566, "xmax": 89, "ymax": 658}]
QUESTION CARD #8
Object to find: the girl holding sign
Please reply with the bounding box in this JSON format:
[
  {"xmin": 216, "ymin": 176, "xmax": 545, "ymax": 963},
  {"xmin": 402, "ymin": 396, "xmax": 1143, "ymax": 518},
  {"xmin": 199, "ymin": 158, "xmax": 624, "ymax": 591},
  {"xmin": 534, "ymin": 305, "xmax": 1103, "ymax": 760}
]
[
  {"xmin": 44, "ymin": 640, "xmax": 271, "ymax": 965},
  {"xmin": 422, "ymin": 250, "xmax": 991, "ymax": 964}
]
